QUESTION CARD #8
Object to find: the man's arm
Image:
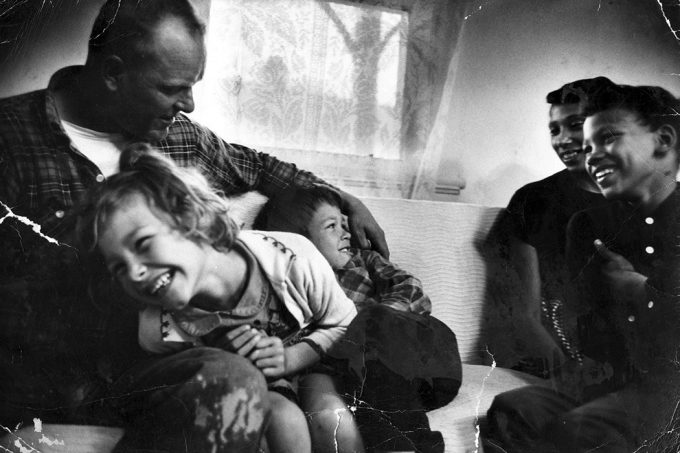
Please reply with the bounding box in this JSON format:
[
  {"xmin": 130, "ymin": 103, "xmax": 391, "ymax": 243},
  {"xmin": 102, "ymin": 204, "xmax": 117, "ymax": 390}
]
[
  {"xmin": 362, "ymin": 249, "xmax": 431, "ymax": 315},
  {"xmin": 176, "ymin": 118, "xmax": 389, "ymax": 257},
  {"xmin": 0, "ymin": 137, "xmax": 22, "ymax": 211},
  {"xmin": 508, "ymin": 237, "xmax": 566, "ymax": 370},
  {"xmin": 338, "ymin": 190, "xmax": 388, "ymax": 258}
]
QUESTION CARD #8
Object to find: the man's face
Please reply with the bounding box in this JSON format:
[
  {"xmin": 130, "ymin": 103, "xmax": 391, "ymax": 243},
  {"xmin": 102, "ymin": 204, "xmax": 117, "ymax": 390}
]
[
  {"xmin": 583, "ymin": 108, "xmax": 660, "ymax": 202},
  {"xmin": 549, "ymin": 103, "xmax": 587, "ymax": 172},
  {"xmin": 307, "ymin": 203, "xmax": 353, "ymax": 269},
  {"xmin": 113, "ymin": 17, "xmax": 206, "ymax": 141}
]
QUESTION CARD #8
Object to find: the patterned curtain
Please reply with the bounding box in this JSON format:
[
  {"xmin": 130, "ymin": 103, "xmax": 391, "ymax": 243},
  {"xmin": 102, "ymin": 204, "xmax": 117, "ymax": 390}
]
[{"xmin": 193, "ymin": 0, "xmax": 469, "ymax": 198}]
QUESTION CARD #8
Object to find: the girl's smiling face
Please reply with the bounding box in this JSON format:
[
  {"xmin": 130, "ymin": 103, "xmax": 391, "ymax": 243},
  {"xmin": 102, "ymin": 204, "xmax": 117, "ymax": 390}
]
[{"xmin": 97, "ymin": 193, "xmax": 212, "ymax": 312}]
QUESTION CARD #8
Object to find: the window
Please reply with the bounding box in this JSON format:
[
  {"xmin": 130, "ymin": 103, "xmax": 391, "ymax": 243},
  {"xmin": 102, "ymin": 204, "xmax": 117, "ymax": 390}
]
[
  {"xmin": 192, "ymin": 0, "xmax": 460, "ymax": 198},
  {"xmin": 194, "ymin": 0, "xmax": 408, "ymax": 159}
]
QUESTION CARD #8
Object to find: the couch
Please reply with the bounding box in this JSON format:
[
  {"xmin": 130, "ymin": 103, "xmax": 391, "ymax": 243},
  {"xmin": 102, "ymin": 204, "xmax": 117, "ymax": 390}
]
[{"xmin": 1, "ymin": 196, "xmax": 546, "ymax": 453}]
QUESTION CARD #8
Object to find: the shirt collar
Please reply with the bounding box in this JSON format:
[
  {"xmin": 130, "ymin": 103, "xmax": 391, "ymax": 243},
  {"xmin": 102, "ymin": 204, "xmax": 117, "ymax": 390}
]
[
  {"xmin": 172, "ymin": 240, "xmax": 270, "ymax": 336},
  {"xmin": 45, "ymin": 66, "xmax": 84, "ymax": 137},
  {"xmin": 647, "ymin": 183, "xmax": 680, "ymax": 221},
  {"xmin": 615, "ymin": 183, "xmax": 680, "ymax": 221},
  {"xmin": 336, "ymin": 248, "xmax": 362, "ymax": 271}
]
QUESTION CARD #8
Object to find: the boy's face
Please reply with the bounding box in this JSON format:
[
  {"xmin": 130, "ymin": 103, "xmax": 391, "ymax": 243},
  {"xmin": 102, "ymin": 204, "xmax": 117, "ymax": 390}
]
[
  {"xmin": 583, "ymin": 108, "xmax": 663, "ymax": 202},
  {"xmin": 548, "ymin": 103, "xmax": 587, "ymax": 172},
  {"xmin": 98, "ymin": 193, "xmax": 211, "ymax": 312},
  {"xmin": 307, "ymin": 202, "xmax": 353, "ymax": 269}
]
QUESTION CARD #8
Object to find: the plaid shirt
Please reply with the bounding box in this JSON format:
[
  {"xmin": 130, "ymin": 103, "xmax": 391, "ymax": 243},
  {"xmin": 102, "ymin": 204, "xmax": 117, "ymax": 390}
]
[
  {"xmin": 0, "ymin": 66, "xmax": 321, "ymax": 236},
  {"xmin": 0, "ymin": 67, "xmax": 324, "ymax": 418},
  {"xmin": 334, "ymin": 248, "xmax": 431, "ymax": 315}
]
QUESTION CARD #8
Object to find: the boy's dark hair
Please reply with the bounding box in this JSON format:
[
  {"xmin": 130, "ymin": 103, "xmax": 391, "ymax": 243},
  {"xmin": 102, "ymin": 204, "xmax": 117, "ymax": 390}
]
[
  {"xmin": 255, "ymin": 185, "xmax": 343, "ymax": 237},
  {"xmin": 88, "ymin": 0, "xmax": 205, "ymax": 62},
  {"xmin": 76, "ymin": 143, "xmax": 238, "ymax": 255},
  {"xmin": 583, "ymin": 83, "xmax": 680, "ymax": 133},
  {"xmin": 546, "ymin": 76, "xmax": 616, "ymax": 105}
]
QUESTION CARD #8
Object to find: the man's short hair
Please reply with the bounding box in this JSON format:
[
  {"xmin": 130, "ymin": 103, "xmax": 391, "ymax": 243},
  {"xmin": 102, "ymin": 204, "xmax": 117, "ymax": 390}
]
[
  {"xmin": 88, "ymin": 0, "xmax": 206, "ymax": 60},
  {"xmin": 583, "ymin": 83, "xmax": 680, "ymax": 133},
  {"xmin": 546, "ymin": 76, "xmax": 616, "ymax": 106}
]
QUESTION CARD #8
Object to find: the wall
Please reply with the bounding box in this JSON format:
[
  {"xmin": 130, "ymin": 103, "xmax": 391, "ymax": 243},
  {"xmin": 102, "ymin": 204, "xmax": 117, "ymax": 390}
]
[
  {"xmin": 441, "ymin": 0, "xmax": 680, "ymax": 206},
  {"xmin": 0, "ymin": 0, "xmax": 210, "ymax": 98},
  {"xmin": 1, "ymin": 0, "xmax": 678, "ymax": 207},
  {"xmin": 0, "ymin": 1, "xmax": 102, "ymax": 98}
]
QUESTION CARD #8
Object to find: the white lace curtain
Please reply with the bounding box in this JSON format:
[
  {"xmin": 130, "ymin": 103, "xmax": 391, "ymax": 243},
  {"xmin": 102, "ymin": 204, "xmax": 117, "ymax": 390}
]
[{"xmin": 192, "ymin": 0, "xmax": 469, "ymax": 199}]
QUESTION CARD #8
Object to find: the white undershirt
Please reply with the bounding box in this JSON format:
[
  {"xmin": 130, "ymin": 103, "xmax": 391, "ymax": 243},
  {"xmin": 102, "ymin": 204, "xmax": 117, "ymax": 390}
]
[{"xmin": 61, "ymin": 120, "xmax": 129, "ymax": 177}]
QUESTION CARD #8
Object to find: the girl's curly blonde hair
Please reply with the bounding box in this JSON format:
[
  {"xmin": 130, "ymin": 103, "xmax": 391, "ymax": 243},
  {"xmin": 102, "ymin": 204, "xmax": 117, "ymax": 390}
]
[{"xmin": 76, "ymin": 143, "xmax": 239, "ymax": 255}]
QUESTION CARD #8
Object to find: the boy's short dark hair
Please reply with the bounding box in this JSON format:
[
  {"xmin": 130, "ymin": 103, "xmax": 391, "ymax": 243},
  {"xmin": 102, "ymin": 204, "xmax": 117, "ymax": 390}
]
[
  {"xmin": 583, "ymin": 83, "xmax": 680, "ymax": 133},
  {"xmin": 255, "ymin": 185, "xmax": 343, "ymax": 237},
  {"xmin": 546, "ymin": 76, "xmax": 616, "ymax": 105}
]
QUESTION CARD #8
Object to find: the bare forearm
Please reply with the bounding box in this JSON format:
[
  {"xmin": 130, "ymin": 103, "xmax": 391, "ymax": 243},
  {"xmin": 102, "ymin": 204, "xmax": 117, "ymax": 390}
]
[
  {"xmin": 339, "ymin": 190, "xmax": 389, "ymax": 258},
  {"xmin": 509, "ymin": 238, "xmax": 542, "ymax": 318},
  {"xmin": 284, "ymin": 342, "xmax": 321, "ymax": 376}
]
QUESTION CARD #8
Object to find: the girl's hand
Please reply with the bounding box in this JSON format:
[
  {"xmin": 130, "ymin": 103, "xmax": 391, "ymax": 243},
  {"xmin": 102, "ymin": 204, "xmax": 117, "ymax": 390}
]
[
  {"xmin": 222, "ymin": 325, "xmax": 262, "ymax": 357},
  {"xmin": 248, "ymin": 335, "xmax": 286, "ymax": 378}
]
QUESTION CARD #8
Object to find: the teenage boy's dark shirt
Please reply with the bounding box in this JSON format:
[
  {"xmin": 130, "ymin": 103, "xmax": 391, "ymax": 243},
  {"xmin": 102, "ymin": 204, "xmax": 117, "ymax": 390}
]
[
  {"xmin": 505, "ymin": 169, "xmax": 604, "ymax": 302},
  {"xmin": 565, "ymin": 185, "xmax": 680, "ymax": 396}
]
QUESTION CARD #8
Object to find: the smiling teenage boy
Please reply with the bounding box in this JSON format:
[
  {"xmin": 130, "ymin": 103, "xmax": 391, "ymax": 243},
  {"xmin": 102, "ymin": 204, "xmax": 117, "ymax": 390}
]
[
  {"xmin": 486, "ymin": 83, "xmax": 680, "ymax": 453},
  {"xmin": 563, "ymin": 83, "xmax": 680, "ymax": 451},
  {"xmin": 500, "ymin": 78, "xmax": 612, "ymax": 377}
]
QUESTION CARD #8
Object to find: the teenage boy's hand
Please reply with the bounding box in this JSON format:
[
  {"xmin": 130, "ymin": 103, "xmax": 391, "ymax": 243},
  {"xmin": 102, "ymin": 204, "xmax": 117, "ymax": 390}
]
[
  {"xmin": 594, "ymin": 239, "xmax": 648, "ymax": 304},
  {"xmin": 248, "ymin": 335, "xmax": 286, "ymax": 378},
  {"xmin": 340, "ymin": 190, "xmax": 389, "ymax": 258}
]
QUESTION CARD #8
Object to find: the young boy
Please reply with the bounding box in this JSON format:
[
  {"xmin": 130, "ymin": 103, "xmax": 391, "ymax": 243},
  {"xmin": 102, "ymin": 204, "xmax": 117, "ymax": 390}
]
[
  {"xmin": 486, "ymin": 83, "xmax": 680, "ymax": 453},
  {"xmin": 256, "ymin": 186, "xmax": 462, "ymax": 453},
  {"xmin": 76, "ymin": 146, "xmax": 364, "ymax": 453}
]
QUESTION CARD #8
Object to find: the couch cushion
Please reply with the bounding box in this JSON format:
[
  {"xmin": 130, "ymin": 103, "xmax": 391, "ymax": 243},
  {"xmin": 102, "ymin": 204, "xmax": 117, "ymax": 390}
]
[
  {"xmin": 429, "ymin": 364, "xmax": 547, "ymax": 453},
  {"xmin": 360, "ymin": 198, "xmax": 505, "ymax": 364}
]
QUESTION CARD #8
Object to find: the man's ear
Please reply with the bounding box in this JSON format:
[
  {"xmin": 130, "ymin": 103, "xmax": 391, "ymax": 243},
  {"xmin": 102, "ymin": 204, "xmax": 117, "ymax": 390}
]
[
  {"xmin": 101, "ymin": 55, "xmax": 126, "ymax": 92},
  {"xmin": 654, "ymin": 123, "xmax": 678, "ymax": 157}
]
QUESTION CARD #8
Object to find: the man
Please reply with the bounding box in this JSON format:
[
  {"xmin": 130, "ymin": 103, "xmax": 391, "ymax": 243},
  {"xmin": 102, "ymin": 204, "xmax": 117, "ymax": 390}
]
[
  {"xmin": 0, "ymin": 0, "xmax": 387, "ymax": 451},
  {"xmin": 485, "ymin": 82, "xmax": 680, "ymax": 452}
]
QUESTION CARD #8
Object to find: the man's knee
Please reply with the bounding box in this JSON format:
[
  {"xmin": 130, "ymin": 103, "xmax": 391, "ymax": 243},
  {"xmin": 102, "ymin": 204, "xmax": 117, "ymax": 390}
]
[
  {"xmin": 545, "ymin": 396, "xmax": 634, "ymax": 453},
  {"xmin": 115, "ymin": 348, "xmax": 269, "ymax": 452},
  {"xmin": 179, "ymin": 348, "xmax": 269, "ymax": 425},
  {"xmin": 192, "ymin": 348, "xmax": 267, "ymax": 388},
  {"xmin": 486, "ymin": 386, "xmax": 574, "ymax": 451}
]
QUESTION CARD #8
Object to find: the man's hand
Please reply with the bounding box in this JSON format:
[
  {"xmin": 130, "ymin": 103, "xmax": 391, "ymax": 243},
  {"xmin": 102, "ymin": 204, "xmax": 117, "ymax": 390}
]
[
  {"xmin": 339, "ymin": 190, "xmax": 389, "ymax": 258},
  {"xmin": 248, "ymin": 335, "xmax": 287, "ymax": 378},
  {"xmin": 594, "ymin": 239, "xmax": 648, "ymax": 303}
]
